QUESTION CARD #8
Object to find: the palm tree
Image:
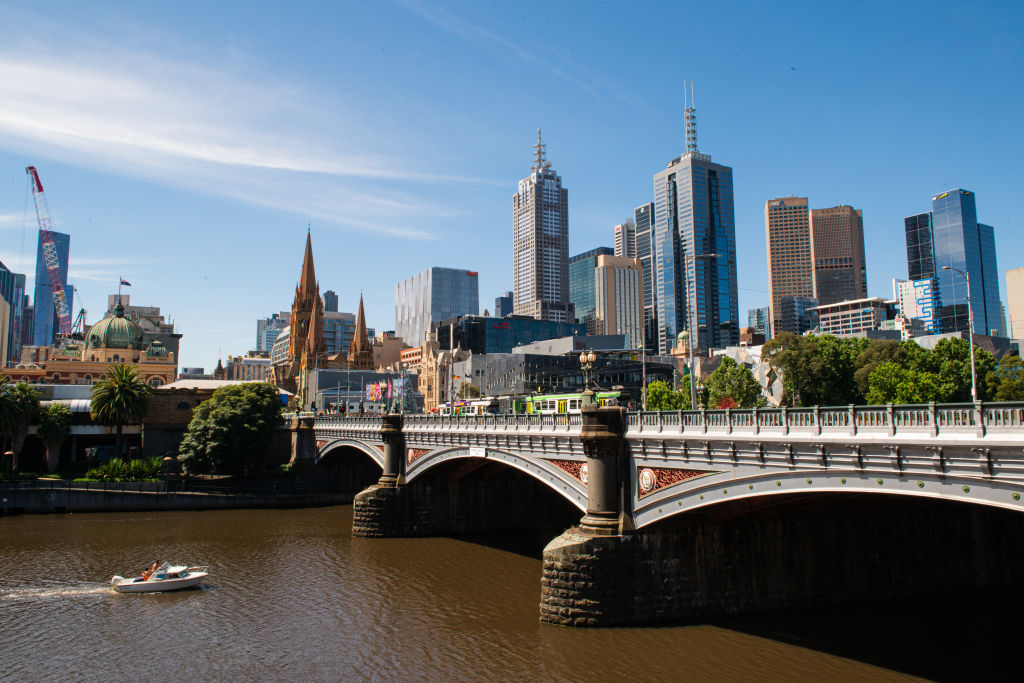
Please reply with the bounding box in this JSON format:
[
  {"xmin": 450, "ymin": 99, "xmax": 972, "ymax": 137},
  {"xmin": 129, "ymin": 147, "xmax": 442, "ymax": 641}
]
[
  {"xmin": 90, "ymin": 365, "xmax": 153, "ymax": 458},
  {"xmin": 0, "ymin": 379, "xmax": 41, "ymax": 469},
  {"xmin": 38, "ymin": 403, "xmax": 72, "ymax": 473}
]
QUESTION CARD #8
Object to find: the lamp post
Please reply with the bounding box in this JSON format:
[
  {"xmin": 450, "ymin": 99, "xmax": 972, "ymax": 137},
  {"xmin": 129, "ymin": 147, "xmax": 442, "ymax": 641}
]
[
  {"xmin": 579, "ymin": 348, "xmax": 597, "ymax": 407},
  {"xmin": 684, "ymin": 252, "xmax": 721, "ymax": 410},
  {"xmin": 942, "ymin": 265, "xmax": 978, "ymax": 402}
]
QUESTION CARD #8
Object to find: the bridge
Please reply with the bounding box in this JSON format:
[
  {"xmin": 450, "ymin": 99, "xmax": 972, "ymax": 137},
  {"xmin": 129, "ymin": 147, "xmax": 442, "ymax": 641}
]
[{"xmin": 307, "ymin": 402, "xmax": 1024, "ymax": 626}]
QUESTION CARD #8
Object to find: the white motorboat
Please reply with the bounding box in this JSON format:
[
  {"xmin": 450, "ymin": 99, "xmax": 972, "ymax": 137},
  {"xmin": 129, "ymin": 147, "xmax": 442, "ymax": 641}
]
[{"xmin": 111, "ymin": 562, "xmax": 209, "ymax": 593}]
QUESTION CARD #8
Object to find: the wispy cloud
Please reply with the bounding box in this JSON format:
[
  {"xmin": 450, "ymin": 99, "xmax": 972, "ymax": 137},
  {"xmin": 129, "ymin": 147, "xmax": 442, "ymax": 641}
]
[
  {"xmin": 394, "ymin": 0, "xmax": 641, "ymax": 106},
  {"xmin": 0, "ymin": 212, "xmax": 27, "ymax": 229},
  {"xmin": 0, "ymin": 39, "xmax": 496, "ymax": 238}
]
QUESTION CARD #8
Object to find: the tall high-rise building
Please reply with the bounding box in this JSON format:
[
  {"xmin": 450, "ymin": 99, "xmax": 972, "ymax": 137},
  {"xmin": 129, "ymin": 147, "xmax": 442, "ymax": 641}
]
[
  {"xmin": 0, "ymin": 261, "xmax": 27, "ymax": 364},
  {"xmin": 32, "ymin": 230, "xmax": 72, "ymax": 347},
  {"xmin": 613, "ymin": 219, "xmax": 636, "ymax": 258},
  {"xmin": 634, "ymin": 202, "xmax": 656, "ymax": 353},
  {"xmin": 594, "ymin": 254, "xmax": 644, "ymax": 349},
  {"xmin": 322, "ymin": 290, "xmax": 339, "ymax": 313},
  {"xmin": 765, "ymin": 197, "xmax": 814, "ymax": 336},
  {"xmin": 903, "ymin": 189, "xmax": 1003, "ymax": 336},
  {"xmin": 1007, "ymin": 267, "xmax": 1024, "ymax": 339},
  {"xmin": 256, "ymin": 312, "xmax": 290, "ymax": 352},
  {"xmin": 512, "ymin": 130, "xmax": 574, "ymax": 323},
  {"xmin": 395, "ymin": 267, "xmax": 479, "ymax": 347},
  {"xmin": 653, "ymin": 101, "xmax": 738, "ymax": 354},
  {"xmin": 811, "ymin": 205, "xmax": 867, "ymax": 305},
  {"xmin": 494, "ymin": 291, "xmax": 513, "ymax": 318},
  {"xmin": 569, "ymin": 247, "xmax": 614, "ymax": 333}
]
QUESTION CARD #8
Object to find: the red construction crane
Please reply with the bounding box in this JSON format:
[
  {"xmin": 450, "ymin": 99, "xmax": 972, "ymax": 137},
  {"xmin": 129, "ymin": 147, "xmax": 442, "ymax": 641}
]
[{"xmin": 26, "ymin": 166, "xmax": 73, "ymax": 339}]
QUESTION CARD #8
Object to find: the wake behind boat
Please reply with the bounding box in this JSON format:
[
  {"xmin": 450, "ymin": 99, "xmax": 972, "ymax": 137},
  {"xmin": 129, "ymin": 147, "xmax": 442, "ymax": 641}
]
[{"xmin": 111, "ymin": 562, "xmax": 209, "ymax": 593}]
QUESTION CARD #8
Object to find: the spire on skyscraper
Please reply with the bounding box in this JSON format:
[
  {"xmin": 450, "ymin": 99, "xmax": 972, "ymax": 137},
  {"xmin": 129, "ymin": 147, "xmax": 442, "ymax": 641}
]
[
  {"xmin": 684, "ymin": 81, "xmax": 697, "ymax": 153},
  {"xmin": 532, "ymin": 128, "xmax": 550, "ymax": 172}
]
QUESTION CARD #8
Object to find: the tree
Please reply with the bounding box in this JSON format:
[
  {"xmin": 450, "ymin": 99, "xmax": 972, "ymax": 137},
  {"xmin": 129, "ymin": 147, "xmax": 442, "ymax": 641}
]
[
  {"xmin": 704, "ymin": 357, "xmax": 766, "ymax": 408},
  {"xmin": 865, "ymin": 362, "xmax": 947, "ymax": 404},
  {"xmin": 987, "ymin": 355, "xmax": 1024, "ymax": 401},
  {"xmin": 0, "ymin": 379, "xmax": 41, "ymax": 467},
  {"xmin": 457, "ymin": 381, "xmax": 480, "ymax": 399},
  {"xmin": 931, "ymin": 337, "xmax": 996, "ymax": 402},
  {"xmin": 644, "ymin": 379, "xmax": 691, "ymax": 411},
  {"xmin": 178, "ymin": 382, "xmax": 283, "ymax": 475},
  {"xmin": 763, "ymin": 333, "xmax": 866, "ymax": 406},
  {"xmin": 90, "ymin": 365, "xmax": 153, "ymax": 458},
  {"xmin": 38, "ymin": 403, "xmax": 72, "ymax": 473}
]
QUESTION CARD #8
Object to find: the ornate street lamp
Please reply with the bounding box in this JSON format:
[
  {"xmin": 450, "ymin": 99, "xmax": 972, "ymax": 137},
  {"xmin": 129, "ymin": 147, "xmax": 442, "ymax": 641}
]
[
  {"xmin": 580, "ymin": 349, "xmax": 597, "ymax": 407},
  {"xmin": 942, "ymin": 265, "xmax": 978, "ymax": 402}
]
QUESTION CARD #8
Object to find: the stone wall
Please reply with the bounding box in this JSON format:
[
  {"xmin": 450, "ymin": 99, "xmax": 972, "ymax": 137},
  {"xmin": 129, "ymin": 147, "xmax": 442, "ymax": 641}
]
[{"xmin": 541, "ymin": 493, "xmax": 1024, "ymax": 626}]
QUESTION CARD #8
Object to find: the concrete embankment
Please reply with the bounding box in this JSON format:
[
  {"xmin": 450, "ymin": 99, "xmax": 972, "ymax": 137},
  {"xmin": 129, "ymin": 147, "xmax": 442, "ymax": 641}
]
[{"xmin": 0, "ymin": 484, "xmax": 351, "ymax": 515}]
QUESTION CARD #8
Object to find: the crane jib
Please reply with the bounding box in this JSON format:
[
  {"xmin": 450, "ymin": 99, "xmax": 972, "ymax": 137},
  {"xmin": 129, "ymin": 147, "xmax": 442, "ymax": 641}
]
[{"xmin": 27, "ymin": 165, "xmax": 73, "ymax": 337}]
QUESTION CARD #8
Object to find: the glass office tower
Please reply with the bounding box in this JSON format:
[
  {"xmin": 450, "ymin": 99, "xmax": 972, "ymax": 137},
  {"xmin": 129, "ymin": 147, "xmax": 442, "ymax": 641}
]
[
  {"xmin": 568, "ymin": 247, "xmax": 613, "ymax": 333},
  {"xmin": 634, "ymin": 202, "xmax": 657, "ymax": 353},
  {"xmin": 905, "ymin": 190, "xmax": 1002, "ymax": 336},
  {"xmin": 652, "ymin": 129, "xmax": 738, "ymax": 354},
  {"xmin": 395, "ymin": 267, "xmax": 479, "ymax": 346},
  {"xmin": 0, "ymin": 262, "xmax": 27, "ymax": 363},
  {"xmin": 31, "ymin": 230, "xmax": 72, "ymax": 347}
]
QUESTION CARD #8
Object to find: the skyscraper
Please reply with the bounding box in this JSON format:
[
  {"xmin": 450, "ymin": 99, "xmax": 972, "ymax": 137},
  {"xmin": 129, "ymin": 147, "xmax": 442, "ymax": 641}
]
[
  {"xmin": 634, "ymin": 202, "xmax": 656, "ymax": 353},
  {"xmin": 1007, "ymin": 267, "xmax": 1024, "ymax": 339},
  {"xmin": 765, "ymin": 197, "xmax": 813, "ymax": 336},
  {"xmin": 0, "ymin": 261, "xmax": 26, "ymax": 364},
  {"xmin": 594, "ymin": 254, "xmax": 644, "ymax": 349},
  {"xmin": 322, "ymin": 290, "xmax": 339, "ymax": 313},
  {"xmin": 747, "ymin": 306, "xmax": 771, "ymax": 339},
  {"xmin": 652, "ymin": 101, "xmax": 738, "ymax": 354},
  {"xmin": 613, "ymin": 219, "xmax": 636, "ymax": 258},
  {"xmin": 32, "ymin": 230, "xmax": 72, "ymax": 347},
  {"xmin": 903, "ymin": 189, "xmax": 1003, "ymax": 336},
  {"xmin": 494, "ymin": 291, "xmax": 513, "ymax": 318},
  {"xmin": 395, "ymin": 267, "xmax": 479, "ymax": 346},
  {"xmin": 569, "ymin": 247, "xmax": 614, "ymax": 333},
  {"xmin": 512, "ymin": 130, "xmax": 574, "ymax": 323},
  {"xmin": 811, "ymin": 205, "xmax": 867, "ymax": 305}
]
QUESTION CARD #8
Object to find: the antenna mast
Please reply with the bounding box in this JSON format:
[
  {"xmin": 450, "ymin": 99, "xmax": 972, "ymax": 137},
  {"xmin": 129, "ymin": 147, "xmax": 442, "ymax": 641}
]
[
  {"xmin": 532, "ymin": 129, "xmax": 549, "ymax": 171},
  {"xmin": 685, "ymin": 81, "xmax": 697, "ymax": 153}
]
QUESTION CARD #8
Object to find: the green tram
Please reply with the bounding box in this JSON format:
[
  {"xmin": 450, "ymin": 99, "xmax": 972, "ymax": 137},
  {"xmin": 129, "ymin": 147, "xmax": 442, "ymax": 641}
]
[{"xmin": 438, "ymin": 390, "xmax": 627, "ymax": 416}]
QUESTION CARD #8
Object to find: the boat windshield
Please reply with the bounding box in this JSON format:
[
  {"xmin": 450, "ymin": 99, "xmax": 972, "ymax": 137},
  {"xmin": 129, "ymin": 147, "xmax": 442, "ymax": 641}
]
[{"xmin": 158, "ymin": 562, "xmax": 170, "ymax": 571}]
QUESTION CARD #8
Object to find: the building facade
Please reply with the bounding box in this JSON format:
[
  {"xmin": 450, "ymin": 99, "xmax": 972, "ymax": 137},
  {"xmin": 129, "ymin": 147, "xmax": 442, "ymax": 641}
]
[
  {"xmin": 765, "ymin": 197, "xmax": 814, "ymax": 336},
  {"xmin": 0, "ymin": 261, "xmax": 27, "ymax": 365},
  {"xmin": 653, "ymin": 106, "xmax": 738, "ymax": 354},
  {"xmin": 811, "ymin": 205, "xmax": 867, "ymax": 306},
  {"xmin": 569, "ymin": 247, "xmax": 614, "ymax": 333},
  {"xmin": 1008, "ymin": 267, "xmax": 1024, "ymax": 339},
  {"xmin": 776, "ymin": 296, "xmax": 819, "ymax": 336},
  {"xmin": 747, "ymin": 306, "xmax": 771, "ymax": 339},
  {"xmin": 512, "ymin": 130, "xmax": 573, "ymax": 323},
  {"xmin": 895, "ymin": 278, "xmax": 941, "ymax": 334},
  {"xmin": 32, "ymin": 230, "xmax": 73, "ymax": 347},
  {"xmin": 594, "ymin": 254, "xmax": 644, "ymax": 349},
  {"xmin": 434, "ymin": 315, "xmax": 584, "ymax": 356},
  {"xmin": 395, "ymin": 267, "xmax": 479, "ymax": 347},
  {"xmin": 257, "ymin": 312, "xmax": 289, "ymax": 353},
  {"xmin": 634, "ymin": 202, "xmax": 657, "ymax": 354},
  {"xmin": 224, "ymin": 355, "xmax": 271, "ymax": 381},
  {"xmin": 812, "ymin": 297, "xmax": 896, "ymax": 338},
  {"xmin": 613, "ymin": 219, "xmax": 636, "ymax": 258},
  {"xmin": 322, "ymin": 290, "xmax": 339, "ymax": 313},
  {"xmin": 903, "ymin": 189, "xmax": 1003, "ymax": 336}
]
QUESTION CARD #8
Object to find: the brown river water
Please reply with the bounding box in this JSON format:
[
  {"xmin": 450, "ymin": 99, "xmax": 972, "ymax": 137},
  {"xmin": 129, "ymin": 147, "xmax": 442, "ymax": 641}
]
[{"xmin": 0, "ymin": 506, "xmax": 1015, "ymax": 682}]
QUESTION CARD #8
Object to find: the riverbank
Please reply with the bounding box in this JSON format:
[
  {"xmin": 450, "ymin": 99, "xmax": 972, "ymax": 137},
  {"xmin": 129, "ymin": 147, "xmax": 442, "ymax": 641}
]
[{"xmin": 0, "ymin": 481, "xmax": 352, "ymax": 515}]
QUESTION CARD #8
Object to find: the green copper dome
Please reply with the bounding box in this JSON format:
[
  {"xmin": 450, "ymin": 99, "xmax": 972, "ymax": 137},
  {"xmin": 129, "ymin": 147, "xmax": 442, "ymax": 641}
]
[
  {"xmin": 145, "ymin": 340, "xmax": 169, "ymax": 357},
  {"xmin": 87, "ymin": 301, "xmax": 146, "ymax": 350}
]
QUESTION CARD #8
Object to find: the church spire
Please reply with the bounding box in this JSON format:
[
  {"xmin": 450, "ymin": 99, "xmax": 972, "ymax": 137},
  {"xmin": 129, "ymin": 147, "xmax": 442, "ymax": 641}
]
[
  {"xmin": 352, "ymin": 293, "xmax": 369, "ymax": 354},
  {"xmin": 298, "ymin": 228, "xmax": 317, "ymax": 298}
]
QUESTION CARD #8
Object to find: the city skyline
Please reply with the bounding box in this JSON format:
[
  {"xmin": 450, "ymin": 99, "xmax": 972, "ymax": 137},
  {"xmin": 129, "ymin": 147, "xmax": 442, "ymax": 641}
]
[{"xmin": 0, "ymin": 2, "xmax": 1021, "ymax": 368}]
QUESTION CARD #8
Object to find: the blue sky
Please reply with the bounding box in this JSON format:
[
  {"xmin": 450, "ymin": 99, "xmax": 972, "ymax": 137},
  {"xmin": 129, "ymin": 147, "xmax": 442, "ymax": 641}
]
[{"xmin": 1, "ymin": 1, "xmax": 1021, "ymax": 369}]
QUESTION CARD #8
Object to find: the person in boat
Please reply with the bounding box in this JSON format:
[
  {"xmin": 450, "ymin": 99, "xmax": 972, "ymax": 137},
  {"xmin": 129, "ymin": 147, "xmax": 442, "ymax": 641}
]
[{"xmin": 141, "ymin": 561, "xmax": 158, "ymax": 580}]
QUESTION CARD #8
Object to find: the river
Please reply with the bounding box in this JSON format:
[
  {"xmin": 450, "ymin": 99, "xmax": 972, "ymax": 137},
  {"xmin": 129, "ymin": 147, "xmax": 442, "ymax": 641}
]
[{"xmin": 0, "ymin": 506, "xmax": 1011, "ymax": 681}]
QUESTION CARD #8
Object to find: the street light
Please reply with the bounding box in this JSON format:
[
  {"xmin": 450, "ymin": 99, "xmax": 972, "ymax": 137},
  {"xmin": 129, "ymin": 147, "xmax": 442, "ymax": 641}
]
[
  {"xmin": 579, "ymin": 348, "xmax": 597, "ymax": 407},
  {"xmin": 942, "ymin": 265, "xmax": 978, "ymax": 402},
  {"xmin": 685, "ymin": 252, "xmax": 721, "ymax": 409}
]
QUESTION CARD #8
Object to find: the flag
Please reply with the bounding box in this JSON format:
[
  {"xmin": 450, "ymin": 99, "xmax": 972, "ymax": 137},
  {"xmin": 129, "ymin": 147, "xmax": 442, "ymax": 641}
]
[{"xmin": 120, "ymin": 278, "xmax": 132, "ymax": 286}]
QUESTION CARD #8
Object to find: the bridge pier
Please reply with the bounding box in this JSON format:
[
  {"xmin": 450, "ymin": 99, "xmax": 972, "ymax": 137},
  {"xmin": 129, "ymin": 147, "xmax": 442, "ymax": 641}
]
[
  {"xmin": 288, "ymin": 416, "xmax": 316, "ymax": 465},
  {"xmin": 352, "ymin": 414, "xmax": 414, "ymax": 537},
  {"xmin": 541, "ymin": 405, "xmax": 641, "ymax": 625}
]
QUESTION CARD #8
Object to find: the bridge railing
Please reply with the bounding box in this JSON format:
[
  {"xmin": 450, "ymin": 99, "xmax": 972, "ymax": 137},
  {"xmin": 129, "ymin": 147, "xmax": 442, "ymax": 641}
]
[
  {"xmin": 626, "ymin": 402, "xmax": 1024, "ymax": 438},
  {"xmin": 313, "ymin": 415, "xmax": 384, "ymax": 431},
  {"xmin": 403, "ymin": 413, "xmax": 582, "ymax": 432}
]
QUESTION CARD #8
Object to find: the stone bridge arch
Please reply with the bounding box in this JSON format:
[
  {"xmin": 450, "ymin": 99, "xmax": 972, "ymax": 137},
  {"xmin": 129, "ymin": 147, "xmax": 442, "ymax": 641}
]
[
  {"xmin": 405, "ymin": 446, "xmax": 587, "ymax": 511},
  {"xmin": 316, "ymin": 438, "xmax": 385, "ymax": 470}
]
